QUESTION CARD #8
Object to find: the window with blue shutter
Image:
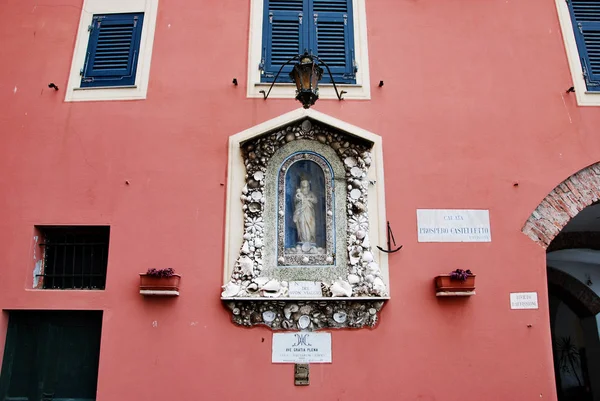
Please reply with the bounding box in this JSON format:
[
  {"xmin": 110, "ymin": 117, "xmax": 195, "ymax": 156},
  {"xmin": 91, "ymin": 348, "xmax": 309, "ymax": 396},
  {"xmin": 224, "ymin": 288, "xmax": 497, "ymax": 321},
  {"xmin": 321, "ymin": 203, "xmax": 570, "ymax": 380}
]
[
  {"xmin": 81, "ymin": 13, "xmax": 144, "ymax": 88},
  {"xmin": 261, "ymin": 0, "xmax": 356, "ymax": 84},
  {"xmin": 568, "ymin": 1, "xmax": 600, "ymax": 91}
]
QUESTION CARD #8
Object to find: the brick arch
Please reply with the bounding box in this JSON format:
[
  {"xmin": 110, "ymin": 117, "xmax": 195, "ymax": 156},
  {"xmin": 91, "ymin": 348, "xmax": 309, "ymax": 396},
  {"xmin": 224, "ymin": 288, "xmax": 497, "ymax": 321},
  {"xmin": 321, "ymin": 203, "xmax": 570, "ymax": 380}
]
[
  {"xmin": 547, "ymin": 267, "xmax": 600, "ymax": 317},
  {"xmin": 522, "ymin": 162, "xmax": 600, "ymax": 248}
]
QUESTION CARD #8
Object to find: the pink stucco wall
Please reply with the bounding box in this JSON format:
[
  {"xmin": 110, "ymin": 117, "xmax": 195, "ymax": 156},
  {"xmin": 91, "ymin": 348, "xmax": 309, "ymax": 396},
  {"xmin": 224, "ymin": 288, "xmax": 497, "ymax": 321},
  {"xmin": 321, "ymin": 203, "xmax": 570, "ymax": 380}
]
[{"xmin": 1, "ymin": 0, "xmax": 599, "ymax": 399}]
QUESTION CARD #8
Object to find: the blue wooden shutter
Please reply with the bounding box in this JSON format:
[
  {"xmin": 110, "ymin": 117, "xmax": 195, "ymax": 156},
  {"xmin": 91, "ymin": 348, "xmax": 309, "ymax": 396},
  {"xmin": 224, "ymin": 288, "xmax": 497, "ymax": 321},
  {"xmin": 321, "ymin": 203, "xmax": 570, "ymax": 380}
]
[
  {"xmin": 81, "ymin": 13, "xmax": 144, "ymax": 88},
  {"xmin": 310, "ymin": 0, "xmax": 355, "ymax": 83},
  {"xmin": 569, "ymin": 1, "xmax": 600, "ymax": 90},
  {"xmin": 261, "ymin": 0, "xmax": 306, "ymax": 82}
]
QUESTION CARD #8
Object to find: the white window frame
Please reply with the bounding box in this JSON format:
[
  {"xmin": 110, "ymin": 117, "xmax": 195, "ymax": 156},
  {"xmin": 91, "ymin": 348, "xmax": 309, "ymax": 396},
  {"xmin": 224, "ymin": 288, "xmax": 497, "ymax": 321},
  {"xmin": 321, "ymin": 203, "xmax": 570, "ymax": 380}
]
[
  {"xmin": 65, "ymin": 0, "xmax": 159, "ymax": 102},
  {"xmin": 246, "ymin": 0, "xmax": 371, "ymax": 100},
  {"xmin": 555, "ymin": 0, "xmax": 600, "ymax": 106}
]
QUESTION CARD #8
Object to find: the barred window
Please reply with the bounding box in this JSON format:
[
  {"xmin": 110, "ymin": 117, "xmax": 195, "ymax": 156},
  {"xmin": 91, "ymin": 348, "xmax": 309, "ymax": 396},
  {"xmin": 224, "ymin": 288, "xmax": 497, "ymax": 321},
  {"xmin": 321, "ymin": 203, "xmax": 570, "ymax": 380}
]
[{"xmin": 37, "ymin": 226, "xmax": 110, "ymax": 290}]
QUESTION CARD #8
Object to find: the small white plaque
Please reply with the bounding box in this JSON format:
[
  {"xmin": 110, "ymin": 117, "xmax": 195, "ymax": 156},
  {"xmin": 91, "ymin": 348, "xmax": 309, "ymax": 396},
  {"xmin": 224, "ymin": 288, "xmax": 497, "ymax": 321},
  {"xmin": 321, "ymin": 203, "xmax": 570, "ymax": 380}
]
[
  {"xmin": 417, "ymin": 209, "xmax": 491, "ymax": 242},
  {"xmin": 272, "ymin": 332, "xmax": 332, "ymax": 363},
  {"xmin": 510, "ymin": 292, "xmax": 539, "ymax": 309},
  {"xmin": 288, "ymin": 281, "xmax": 322, "ymax": 297}
]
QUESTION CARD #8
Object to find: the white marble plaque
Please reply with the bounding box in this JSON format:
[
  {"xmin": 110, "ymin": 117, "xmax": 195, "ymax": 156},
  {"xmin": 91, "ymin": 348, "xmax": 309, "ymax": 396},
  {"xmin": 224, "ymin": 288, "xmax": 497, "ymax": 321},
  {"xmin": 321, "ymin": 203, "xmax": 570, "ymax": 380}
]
[
  {"xmin": 272, "ymin": 332, "xmax": 332, "ymax": 363},
  {"xmin": 510, "ymin": 292, "xmax": 539, "ymax": 309},
  {"xmin": 417, "ymin": 209, "xmax": 491, "ymax": 242},
  {"xmin": 288, "ymin": 281, "xmax": 322, "ymax": 297}
]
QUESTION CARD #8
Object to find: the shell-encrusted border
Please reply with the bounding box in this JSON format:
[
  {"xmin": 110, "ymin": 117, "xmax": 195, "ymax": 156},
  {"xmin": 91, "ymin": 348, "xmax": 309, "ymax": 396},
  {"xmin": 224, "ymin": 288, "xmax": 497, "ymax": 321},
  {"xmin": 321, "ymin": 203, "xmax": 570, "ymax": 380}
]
[{"xmin": 221, "ymin": 119, "xmax": 388, "ymax": 302}]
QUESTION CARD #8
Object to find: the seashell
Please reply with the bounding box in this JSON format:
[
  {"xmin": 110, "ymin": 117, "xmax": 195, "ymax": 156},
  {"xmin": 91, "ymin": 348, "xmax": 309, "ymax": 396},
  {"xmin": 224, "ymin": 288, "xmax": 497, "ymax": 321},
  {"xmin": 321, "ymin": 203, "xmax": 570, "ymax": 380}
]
[
  {"xmin": 351, "ymin": 166, "xmax": 363, "ymax": 177},
  {"xmin": 350, "ymin": 189, "xmax": 361, "ymax": 200},
  {"xmin": 232, "ymin": 308, "xmax": 240, "ymax": 315},
  {"xmin": 364, "ymin": 156, "xmax": 372, "ymax": 165},
  {"xmin": 247, "ymin": 179, "xmax": 259, "ymax": 189},
  {"xmin": 326, "ymin": 256, "xmax": 333, "ymax": 263},
  {"xmin": 355, "ymin": 229, "xmax": 366, "ymax": 239},
  {"xmin": 331, "ymin": 279, "xmax": 352, "ymax": 297},
  {"xmin": 262, "ymin": 311, "xmax": 276, "ymax": 323},
  {"xmin": 248, "ymin": 202, "xmax": 261, "ymax": 213},
  {"xmin": 238, "ymin": 255, "xmax": 254, "ymax": 276},
  {"xmin": 254, "ymin": 277, "xmax": 270, "ymax": 287},
  {"xmin": 284, "ymin": 304, "xmax": 299, "ymax": 320},
  {"xmin": 242, "ymin": 184, "xmax": 249, "ymax": 195},
  {"xmin": 262, "ymin": 279, "xmax": 281, "ymax": 292},
  {"xmin": 369, "ymin": 308, "xmax": 377, "ymax": 315},
  {"xmin": 327, "ymin": 210, "xmax": 333, "ymax": 216},
  {"xmin": 344, "ymin": 156, "xmax": 357, "ymax": 167},
  {"xmin": 284, "ymin": 304, "xmax": 298, "ymax": 319},
  {"xmin": 221, "ymin": 282, "xmax": 241, "ymax": 297},
  {"xmin": 298, "ymin": 315, "xmax": 311, "ymax": 329},
  {"xmin": 254, "ymin": 238, "xmax": 263, "ymax": 248},
  {"xmin": 331, "ymin": 142, "xmax": 341, "ymax": 150},
  {"xmin": 373, "ymin": 277, "xmax": 386, "ymax": 295},
  {"xmin": 365, "ymin": 274, "xmax": 375, "ymax": 283},
  {"xmin": 299, "ymin": 305, "xmax": 312, "ymax": 314},
  {"xmin": 282, "ymin": 320, "xmax": 293, "ymax": 329},
  {"xmin": 241, "ymin": 241, "xmax": 250, "ymax": 254},
  {"xmin": 251, "ymin": 191, "xmax": 263, "ymax": 201},
  {"xmin": 243, "ymin": 233, "xmax": 252, "ymax": 240},
  {"xmin": 302, "ymin": 256, "xmax": 309, "ymax": 264},
  {"xmin": 247, "ymin": 283, "xmax": 259, "ymax": 292},
  {"xmin": 285, "ymin": 133, "xmax": 295, "ymax": 142},
  {"xmin": 367, "ymin": 262, "xmax": 380, "ymax": 275},
  {"xmin": 253, "ymin": 171, "xmax": 264, "ymax": 181},
  {"xmin": 316, "ymin": 134, "xmax": 327, "ymax": 143},
  {"xmin": 278, "ymin": 257, "xmax": 285, "ymax": 263},
  {"xmin": 348, "ymin": 274, "xmax": 360, "ymax": 284},
  {"xmin": 278, "ymin": 210, "xmax": 284, "ymax": 217},
  {"xmin": 333, "ymin": 311, "xmax": 347, "ymax": 323},
  {"xmin": 362, "ymin": 251, "xmax": 374, "ymax": 263},
  {"xmin": 349, "ymin": 249, "xmax": 360, "ymax": 266},
  {"xmin": 301, "ymin": 120, "xmax": 312, "ymax": 132},
  {"xmin": 362, "ymin": 234, "xmax": 371, "ymax": 248}
]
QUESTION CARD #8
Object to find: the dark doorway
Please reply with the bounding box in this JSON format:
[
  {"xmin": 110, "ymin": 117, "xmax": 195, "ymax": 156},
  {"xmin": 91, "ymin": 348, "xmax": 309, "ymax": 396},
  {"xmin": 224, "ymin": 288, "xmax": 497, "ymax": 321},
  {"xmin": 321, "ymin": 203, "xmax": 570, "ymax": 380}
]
[
  {"xmin": 547, "ymin": 202, "xmax": 600, "ymax": 401},
  {"xmin": 0, "ymin": 310, "xmax": 102, "ymax": 401}
]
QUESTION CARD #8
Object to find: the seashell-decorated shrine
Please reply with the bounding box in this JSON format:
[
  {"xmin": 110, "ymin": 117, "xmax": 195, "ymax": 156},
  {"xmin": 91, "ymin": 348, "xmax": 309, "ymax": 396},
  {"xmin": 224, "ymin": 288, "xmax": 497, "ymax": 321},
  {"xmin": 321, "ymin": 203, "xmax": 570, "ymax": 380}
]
[{"xmin": 222, "ymin": 117, "xmax": 389, "ymax": 331}]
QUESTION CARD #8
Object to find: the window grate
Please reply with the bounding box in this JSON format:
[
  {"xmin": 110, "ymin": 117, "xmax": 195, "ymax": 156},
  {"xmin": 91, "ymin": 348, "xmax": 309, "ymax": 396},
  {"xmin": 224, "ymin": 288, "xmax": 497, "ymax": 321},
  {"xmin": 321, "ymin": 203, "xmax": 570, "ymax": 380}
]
[{"xmin": 37, "ymin": 226, "xmax": 110, "ymax": 290}]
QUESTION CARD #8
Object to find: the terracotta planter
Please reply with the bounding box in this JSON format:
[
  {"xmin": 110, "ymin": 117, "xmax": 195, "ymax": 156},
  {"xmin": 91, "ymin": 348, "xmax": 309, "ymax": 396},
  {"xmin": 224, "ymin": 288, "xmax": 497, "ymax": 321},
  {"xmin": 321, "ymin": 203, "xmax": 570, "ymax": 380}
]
[
  {"xmin": 139, "ymin": 274, "xmax": 181, "ymax": 296},
  {"xmin": 434, "ymin": 274, "xmax": 476, "ymax": 296}
]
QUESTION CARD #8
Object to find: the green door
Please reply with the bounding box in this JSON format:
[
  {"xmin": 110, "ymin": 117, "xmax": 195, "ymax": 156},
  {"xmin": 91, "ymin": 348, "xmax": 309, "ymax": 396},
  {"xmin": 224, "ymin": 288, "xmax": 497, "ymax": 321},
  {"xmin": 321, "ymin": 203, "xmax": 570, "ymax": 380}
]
[{"xmin": 0, "ymin": 311, "xmax": 102, "ymax": 401}]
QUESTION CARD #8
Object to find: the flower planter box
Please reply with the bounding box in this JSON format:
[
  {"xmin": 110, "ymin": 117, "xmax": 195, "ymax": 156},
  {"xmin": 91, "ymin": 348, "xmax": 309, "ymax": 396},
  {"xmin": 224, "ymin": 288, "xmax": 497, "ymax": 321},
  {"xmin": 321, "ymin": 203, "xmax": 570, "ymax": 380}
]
[
  {"xmin": 434, "ymin": 274, "xmax": 476, "ymax": 297},
  {"xmin": 139, "ymin": 274, "xmax": 181, "ymax": 296}
]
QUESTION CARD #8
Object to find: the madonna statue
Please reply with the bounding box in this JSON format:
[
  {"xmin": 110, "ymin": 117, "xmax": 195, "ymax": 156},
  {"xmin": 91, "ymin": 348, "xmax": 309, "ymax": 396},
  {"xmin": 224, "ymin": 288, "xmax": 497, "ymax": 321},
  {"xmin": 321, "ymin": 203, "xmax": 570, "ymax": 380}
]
[{"xmin": 293, "ymin": 179, "xmax": 317, "ymax": 248}]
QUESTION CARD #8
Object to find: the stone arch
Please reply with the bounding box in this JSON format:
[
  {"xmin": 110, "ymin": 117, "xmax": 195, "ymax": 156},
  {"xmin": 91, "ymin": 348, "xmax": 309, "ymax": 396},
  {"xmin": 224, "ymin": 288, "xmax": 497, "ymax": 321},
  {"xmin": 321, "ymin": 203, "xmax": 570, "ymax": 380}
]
[
  {"xmin": 547, "ymin": 266, "xmax": 600, "ymax": 317},
  {"xmin": 522, "ymin": 162, "xmax": 600, "ymax": 248}
]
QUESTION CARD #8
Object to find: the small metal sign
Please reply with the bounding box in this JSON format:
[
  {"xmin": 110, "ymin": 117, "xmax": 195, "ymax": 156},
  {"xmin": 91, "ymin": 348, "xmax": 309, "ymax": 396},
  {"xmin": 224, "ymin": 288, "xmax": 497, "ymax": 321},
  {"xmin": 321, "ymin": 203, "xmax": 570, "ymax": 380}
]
[
  {"xmin": 510, "ymin": 292, "xmax": 539, "ymax": 309},
  {"xmin": 294, "ymin": 364, "xmax": 310, "ymax": 386},
  {"xmin": 272, "ymin": 332, "xmax": 332, "ymax": 363},
  {"xmin": 288, "ymin": 281, "xmax": 322, "ymax": 297}
]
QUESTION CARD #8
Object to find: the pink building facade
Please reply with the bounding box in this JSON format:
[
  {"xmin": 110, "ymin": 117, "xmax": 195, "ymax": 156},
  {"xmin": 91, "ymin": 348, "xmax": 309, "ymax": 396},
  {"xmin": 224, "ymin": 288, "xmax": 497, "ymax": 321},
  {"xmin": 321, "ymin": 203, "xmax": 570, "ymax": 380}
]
[{"xmin": 1, "ymin": 0, "xmax": 600, "ymax": 400}]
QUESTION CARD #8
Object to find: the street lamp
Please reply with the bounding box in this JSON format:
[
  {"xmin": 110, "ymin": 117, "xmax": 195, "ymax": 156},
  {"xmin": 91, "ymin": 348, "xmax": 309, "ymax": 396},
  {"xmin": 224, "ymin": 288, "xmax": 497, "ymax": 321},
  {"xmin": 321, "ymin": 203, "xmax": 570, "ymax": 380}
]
[{"xmin": 259, "ymin": 51, "xmax": 346, "ymax": 109}]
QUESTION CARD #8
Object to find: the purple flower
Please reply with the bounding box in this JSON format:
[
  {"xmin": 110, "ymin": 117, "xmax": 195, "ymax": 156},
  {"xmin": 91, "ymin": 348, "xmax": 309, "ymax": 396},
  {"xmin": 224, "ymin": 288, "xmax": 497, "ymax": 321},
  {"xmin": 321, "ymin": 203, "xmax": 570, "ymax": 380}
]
[
  {"xmin": 449, "ymin": 269, "xmax": 473, "ymax": 282},
  {"xmin": 146, "ymin": 268, "xmax": 175, "ymax": 278}
]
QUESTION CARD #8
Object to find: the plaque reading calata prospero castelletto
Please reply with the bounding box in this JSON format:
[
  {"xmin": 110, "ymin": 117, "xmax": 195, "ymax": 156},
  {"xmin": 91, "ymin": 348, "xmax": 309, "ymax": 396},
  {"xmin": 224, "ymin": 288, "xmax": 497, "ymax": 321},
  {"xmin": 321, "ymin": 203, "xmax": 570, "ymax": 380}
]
[{"xmin": 417, "ymin": 209, "xmax": 491, "ymax": 242}]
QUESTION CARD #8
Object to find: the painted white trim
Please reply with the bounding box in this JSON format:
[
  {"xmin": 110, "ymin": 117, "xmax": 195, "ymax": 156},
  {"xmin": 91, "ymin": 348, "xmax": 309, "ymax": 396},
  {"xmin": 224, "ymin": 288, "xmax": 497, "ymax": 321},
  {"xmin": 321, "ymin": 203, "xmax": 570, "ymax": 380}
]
[
  {"xmin": 64, "ymin": 0, "xmax": 159, "ymax": 102},
  {"xmin": 246, "ymin": 0, "xmax": 371, "ymax": 100},
  {"xmin": 223, "ymin": 109, "xmax": 389, "ymax": 292},
  {"xmin": 555, "ymin": 0, "xmax": 600, "ymax": 106},
  {"xmin": 140, "ymin": 290, "xmax": 179, "ymax": 296}
]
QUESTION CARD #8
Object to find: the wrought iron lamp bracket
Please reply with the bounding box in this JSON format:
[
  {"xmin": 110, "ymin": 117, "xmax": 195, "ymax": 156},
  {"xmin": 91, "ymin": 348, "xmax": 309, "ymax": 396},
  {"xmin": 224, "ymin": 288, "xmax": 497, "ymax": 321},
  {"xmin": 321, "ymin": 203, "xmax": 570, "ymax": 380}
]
[{"xmin": 259, "ymin": 54, "xmax": 346, "ymax": 103}]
